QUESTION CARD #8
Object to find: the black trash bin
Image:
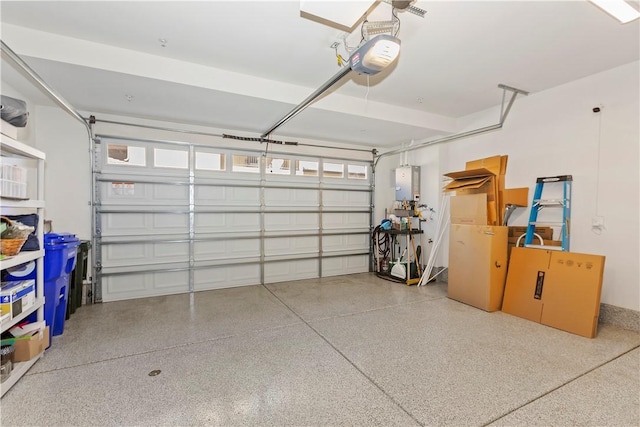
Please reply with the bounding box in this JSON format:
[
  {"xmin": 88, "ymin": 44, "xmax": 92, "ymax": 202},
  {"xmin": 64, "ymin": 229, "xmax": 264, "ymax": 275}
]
[{"xmin": 66, "ymin": 240, "xmax": 91, "ymax": 319}]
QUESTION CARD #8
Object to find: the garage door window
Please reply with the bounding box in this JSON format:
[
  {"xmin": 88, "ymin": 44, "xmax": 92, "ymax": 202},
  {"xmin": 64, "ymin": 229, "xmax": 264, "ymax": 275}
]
[
  {"xmin": 107, "ymin": 144, "xmax": 146, "ymax": 166},
  {"xmin": 196, "ymin": 152, "xmax": 226, "ymax": 171},
  {"xmin": 266, "ymin": 157, "xmax": 290, "ymax": 175},
  {"xmin": 233, "ymin": 155, "xmax": 260, "ymax": 173},
  {"xmin": 323, "ymin": 162, "xmax": 344, "ymax": 178},
  {"xmin": 348, "ymin": 164, "xmax": 367, "ymax": 180},
  {"xmin": 295, "ymin": 160, "xmax": 319, "ymax": 176},
  {"xmin": 154, "ymin": 148, "xmax": 188, "ymax": 169}
]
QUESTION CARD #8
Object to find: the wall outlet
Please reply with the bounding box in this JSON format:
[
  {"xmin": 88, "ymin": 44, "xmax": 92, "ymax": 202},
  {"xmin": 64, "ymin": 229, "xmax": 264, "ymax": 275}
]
[{"xmin": 592, "ymin": 216, "xmax": 605, "ymax": 229}]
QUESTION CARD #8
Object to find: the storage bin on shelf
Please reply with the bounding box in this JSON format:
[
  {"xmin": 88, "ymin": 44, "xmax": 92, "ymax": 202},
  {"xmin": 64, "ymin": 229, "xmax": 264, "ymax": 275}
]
[
  {"xmin": 4, "ymin": 233, "xmax": 80, "ymax": 345},
  {"xmin": 0, "ymin": 343, "xmax": 15, "ymax": 383}
]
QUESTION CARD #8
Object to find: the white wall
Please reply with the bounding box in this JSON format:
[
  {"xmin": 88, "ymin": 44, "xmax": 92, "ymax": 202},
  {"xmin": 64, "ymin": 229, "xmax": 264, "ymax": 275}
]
[
  {"xmin": 374, "ymin": 143, "xmax": 446, "ymax": 269},
  {"xmin": 33, "ymin": 106, "xmax": 91, "ymax": 239},
  {"xmin": 377, "ymin": 61, "xmax": 639, "ymax": 311}
]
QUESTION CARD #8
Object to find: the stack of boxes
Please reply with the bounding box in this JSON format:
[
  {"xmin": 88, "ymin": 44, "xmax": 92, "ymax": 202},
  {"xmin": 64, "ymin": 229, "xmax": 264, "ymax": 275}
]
[
  {"xmin": 445, "ymin": 155, "xmax": 528, "ymax": 312},
  {"xmin": 444, "ymin": 155, "xmax": 606, "ymax": 338}
]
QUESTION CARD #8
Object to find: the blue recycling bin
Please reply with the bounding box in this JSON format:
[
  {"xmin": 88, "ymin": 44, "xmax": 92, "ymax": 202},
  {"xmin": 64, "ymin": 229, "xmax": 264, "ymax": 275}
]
[{"xmin": 5, "ymin": 233, "xmax": 80, "ymax": 344}]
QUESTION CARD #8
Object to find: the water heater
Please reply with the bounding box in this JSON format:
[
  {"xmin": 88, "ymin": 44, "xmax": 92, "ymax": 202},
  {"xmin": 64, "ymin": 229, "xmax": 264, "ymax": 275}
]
[{"xmin": 395, "ymin": 166, "xmax": 420, "ymax": 202}]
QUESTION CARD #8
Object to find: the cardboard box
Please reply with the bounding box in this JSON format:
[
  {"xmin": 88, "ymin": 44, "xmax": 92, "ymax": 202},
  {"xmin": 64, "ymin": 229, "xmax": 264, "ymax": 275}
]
[
  {"xmin": 502, "ymin": 187, "xmax": 529, "ymax": 207},
  {"xmin": 444, "ymin": 168, "xmax": 498, "ymax": 225},
  {"xmin": 13, "ymin": 326, "xmax": 49, "ymax": 362},
  {"xmin": 466, "ymin": 155, "xmax": 508, "ymax": 224},
  {"xmin": 0, "ymin": 280, "xmax": 36, "ymax": 320},
  {"xmin": 448, "ymin": 224, "xmax": 509, "ymax": 312},
  {"xmin": 450, "ymin": 194, "xmax": 488, "ymax": 225},
  {"xmin": 508, "ymin": 226, "xmax": 553, "ymax": 240},
  {"xmin": 465, "ymin": 155, "xmax": 507, "ymax": 177},
  {"xmin": 502, "ymin": 247, "xmax": 605, "ymax": 338}
]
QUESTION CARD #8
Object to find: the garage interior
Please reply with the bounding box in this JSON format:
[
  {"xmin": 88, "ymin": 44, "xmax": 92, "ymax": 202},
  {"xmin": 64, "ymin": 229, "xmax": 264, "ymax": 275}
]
[{"xmin": 0, "ymin": 1, "xmax": 639, "ymax": 425}]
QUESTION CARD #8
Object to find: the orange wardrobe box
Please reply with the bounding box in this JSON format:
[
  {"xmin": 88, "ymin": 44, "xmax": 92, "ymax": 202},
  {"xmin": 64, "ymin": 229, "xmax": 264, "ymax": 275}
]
[
  {"xmin": 502, "ymin": 247, "xmax": 605, "ymax": 338},
  {"xmin": 448, "ymin": 224, "xmax": 509, "ymax": 312}
]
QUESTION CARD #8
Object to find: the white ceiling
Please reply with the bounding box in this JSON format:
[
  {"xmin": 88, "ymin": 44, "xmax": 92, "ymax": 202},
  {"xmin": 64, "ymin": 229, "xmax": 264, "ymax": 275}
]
[{"xmin": 1, "ymin": 1, "xmax": 638, "ymax": 147}]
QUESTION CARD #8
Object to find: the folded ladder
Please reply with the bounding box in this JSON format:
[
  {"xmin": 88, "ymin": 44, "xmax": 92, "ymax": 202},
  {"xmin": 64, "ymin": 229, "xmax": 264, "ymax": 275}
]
[{"xmin": 524, "ymin": 175, "xmax": 572, "ymax": 251}]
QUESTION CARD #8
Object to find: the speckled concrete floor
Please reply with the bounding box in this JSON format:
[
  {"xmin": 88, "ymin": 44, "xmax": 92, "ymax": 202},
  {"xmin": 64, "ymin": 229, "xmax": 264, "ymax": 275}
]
[{"xmin": 1, "ymin": 272, "xmax": 639, "ymax": 426}]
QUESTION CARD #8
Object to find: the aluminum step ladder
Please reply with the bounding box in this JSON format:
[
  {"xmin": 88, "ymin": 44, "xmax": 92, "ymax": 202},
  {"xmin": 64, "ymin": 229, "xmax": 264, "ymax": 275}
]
[{"xmin": 524, "ymin": 175, "xmax": 572, "ymax": 251}]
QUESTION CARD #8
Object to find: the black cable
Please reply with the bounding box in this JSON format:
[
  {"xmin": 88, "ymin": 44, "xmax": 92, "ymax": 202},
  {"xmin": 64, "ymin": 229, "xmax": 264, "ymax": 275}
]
[
  {"xmin": 360, "ymin": 17, "xmax": 368, "ymax": 43},
  {"xmin": 372, "ymin": 226, "xmax": 390, "ymax": 260},
  {"xmin": 392, "ymin": 8, "xmax": 400, "ymax": 37}
]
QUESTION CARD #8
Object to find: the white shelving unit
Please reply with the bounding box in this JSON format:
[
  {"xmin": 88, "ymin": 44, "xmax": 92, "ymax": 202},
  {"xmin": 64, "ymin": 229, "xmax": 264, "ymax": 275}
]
[{"xmin": 1, "ymin": 132, "xmax": 46, "ymax": 397}]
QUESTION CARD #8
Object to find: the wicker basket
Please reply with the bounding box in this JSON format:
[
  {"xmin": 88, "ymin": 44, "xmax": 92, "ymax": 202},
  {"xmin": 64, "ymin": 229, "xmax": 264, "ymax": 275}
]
[{"xmin": 0, "ymin": 216, "xmax": 28, "ymax": 256}]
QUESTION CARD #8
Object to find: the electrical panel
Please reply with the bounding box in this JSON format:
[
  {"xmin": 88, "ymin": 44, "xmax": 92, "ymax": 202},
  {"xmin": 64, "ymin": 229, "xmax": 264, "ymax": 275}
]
[{"xmin": 395, "ymin": 166, "xmax": 420, "ymax": 202}]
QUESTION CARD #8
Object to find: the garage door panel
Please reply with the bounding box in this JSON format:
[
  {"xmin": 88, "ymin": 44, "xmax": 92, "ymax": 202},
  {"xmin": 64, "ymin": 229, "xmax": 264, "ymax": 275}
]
[
  {"xmin": 194, "ymin": 185, "xmax": 226, "ymax": 203},
  {"xmin": 265, "ymin": 212, "xmax": 318, "ymax": 230},
  {"xmin": 323, "ymin": 234, "xmax": 368, "ymax": 252},
  {"xmin": 323, "ymin": 212, "xmax": 369, "ymax": 229},
  {"xmin": 264, "ymin": 188, "xmax": 318, "ymax": 206},
  {"xmin": 264, "ymin": 259, "xmax": 318, "ymax": 284},
  {"xmin": 103, "ymin": 213, "xmax": 187, "ymax": 236},
  {"xmin": 105, "ymin": 242, "xmax": 189, "ymax": 267},
  {"xmin": 105, "ymin": 243, "xmax": 147, "ymax": 263},
  {"xmin": 153, "ymin": 214, "xmax": 189, "ymax": 231},
  {"xmin": 103, "ymin": 181, "xmax": 145, "ymax": 200},
  {"xmin": 233, "ymin": 186, "xmax": 260, "ymax": 203},
  {"xmin": 264, "ymin": 236, "xmax": 318, "ymax": 256},
  {"xmin": 103, "ymin": 213, "xmax": 147, "ymax": 234},
  {"xmin": 195, "ymin": 186, "xmax": 259, "ymax": 206},
  {"xmin": 105, "ymin": 275, "xmax": 147, "ymax": 295},
  {"xmin": 152, "ymin": 184, "xmax": 189, "ymax": 202},
  {"xmin": 323, "ymin": 190, "xmax": 369, "ymax": 207},
  {"xmin": 194, "ymin": 239, "xmax": 260, "ymax": 259},
  {"xmin": 194, "ymin": 264, "xmax": 260, "ymax": 291},
  {"xmin": 104, "ymin": 271, "xmax": 189, "ymax": 301},
  {"xmin": 154, "ymin": 242, "xmax": 189, "ymax": 259},
  {"xmin": 322, "ymin": 255, "xmax": 368, "ymax": 277},
  {"xmin": 155, "ymin": 271, "xmax": 189, "ymax": 289},
  {"xmin": 195, "ymin": 213, "xmax": 260, "ymax": 233},
  {"xmin": 102, "ymin": 182, "xmax": 187, "ymax": 205}
]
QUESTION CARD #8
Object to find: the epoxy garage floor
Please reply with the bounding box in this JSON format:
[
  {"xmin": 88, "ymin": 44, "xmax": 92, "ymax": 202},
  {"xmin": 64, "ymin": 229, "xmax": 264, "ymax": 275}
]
[{"xmin": 2, "ymin": 273, "xmax": 639, "ymax": 426}]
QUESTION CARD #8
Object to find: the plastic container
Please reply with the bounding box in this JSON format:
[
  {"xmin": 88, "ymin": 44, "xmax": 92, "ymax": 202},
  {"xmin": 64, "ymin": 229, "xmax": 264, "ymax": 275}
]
[
  {"xmin": 0, "ymin": 344, "xmax": 14, "ymax": 382},
  {"xmin": 66, "ymin": 240, "xmax": 91, "ymax": 319},
  {"xmin": 5, "ymin": 233, "xmax": 80, "ymax": 345}
]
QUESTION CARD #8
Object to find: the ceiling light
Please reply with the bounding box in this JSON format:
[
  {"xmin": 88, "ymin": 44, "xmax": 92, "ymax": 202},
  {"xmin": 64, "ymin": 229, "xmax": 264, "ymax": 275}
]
[
  {"xmin": 589, "ymin": 0, "xmax": 640, "ymax": 23},
  {"xmin": 350, "ymin": 34, "xmax": 401, "ymax": 75}
]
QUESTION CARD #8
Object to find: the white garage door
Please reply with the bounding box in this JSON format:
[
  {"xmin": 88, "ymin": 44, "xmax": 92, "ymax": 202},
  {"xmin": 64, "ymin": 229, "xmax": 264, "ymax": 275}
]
[{"xmin": 93, "ymin": 134, "xmax": 372, "ymax": 302}]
